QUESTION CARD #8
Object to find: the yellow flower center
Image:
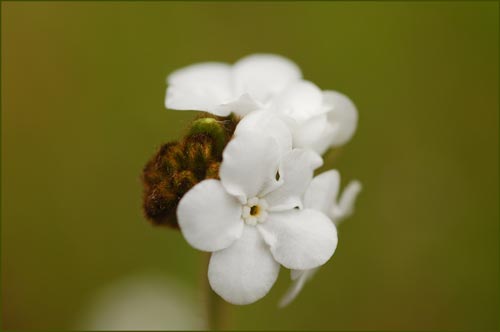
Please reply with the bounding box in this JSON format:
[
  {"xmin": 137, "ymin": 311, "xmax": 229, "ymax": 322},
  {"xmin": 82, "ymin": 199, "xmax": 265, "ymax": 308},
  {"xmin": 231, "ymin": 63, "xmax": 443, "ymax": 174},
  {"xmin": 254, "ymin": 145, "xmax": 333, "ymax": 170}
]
[{"xmin": 242, "ymin": 197, "xmax": 269, "ymax": 226}]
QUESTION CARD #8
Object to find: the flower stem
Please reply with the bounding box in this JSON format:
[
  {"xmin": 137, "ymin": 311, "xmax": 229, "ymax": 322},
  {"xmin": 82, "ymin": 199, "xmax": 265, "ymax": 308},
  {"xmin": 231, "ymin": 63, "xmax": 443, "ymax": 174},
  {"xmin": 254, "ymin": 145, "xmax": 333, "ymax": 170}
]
[{"xmin": 203, "ymin": 253, "xmax": 226, "ymax": 330}]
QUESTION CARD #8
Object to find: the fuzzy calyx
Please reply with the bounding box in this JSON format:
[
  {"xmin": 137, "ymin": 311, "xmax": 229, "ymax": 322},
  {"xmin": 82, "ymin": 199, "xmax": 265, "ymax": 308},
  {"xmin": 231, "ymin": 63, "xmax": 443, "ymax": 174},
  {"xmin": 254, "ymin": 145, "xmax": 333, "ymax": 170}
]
[{"xmin": 141, "ymin": 114, "xmax": 238, "ymax": 228}]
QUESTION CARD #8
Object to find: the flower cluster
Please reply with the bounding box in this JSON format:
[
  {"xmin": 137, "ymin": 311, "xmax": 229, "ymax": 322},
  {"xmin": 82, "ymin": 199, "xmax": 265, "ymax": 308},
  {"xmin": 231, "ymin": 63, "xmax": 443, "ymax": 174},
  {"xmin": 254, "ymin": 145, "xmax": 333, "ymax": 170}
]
[{"xmin": 143, "ymin": 54, "xmax": 361, "ymax": 306}]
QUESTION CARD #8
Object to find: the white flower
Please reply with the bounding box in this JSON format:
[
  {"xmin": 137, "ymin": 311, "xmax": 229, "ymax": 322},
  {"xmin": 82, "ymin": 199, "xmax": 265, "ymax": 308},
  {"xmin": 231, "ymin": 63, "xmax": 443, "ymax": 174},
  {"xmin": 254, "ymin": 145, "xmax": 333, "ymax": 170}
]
[
  {"xmin": 279, "ymin": 170, "xmax": 362, "ymax": 307},
  {"xmin": 304, "ymin": 170, "xmax": 362, "ymax": 225},
  {"xmin": 176, "ymin": 116, "xmax": 338, "ymax": 305},
  {"xmin": 165, "ymin": 54, "xmax": 301, "ymax": 117},
  {"xmin": 165, "ymin": 54, "xmax": 358, "ymax": 153}
]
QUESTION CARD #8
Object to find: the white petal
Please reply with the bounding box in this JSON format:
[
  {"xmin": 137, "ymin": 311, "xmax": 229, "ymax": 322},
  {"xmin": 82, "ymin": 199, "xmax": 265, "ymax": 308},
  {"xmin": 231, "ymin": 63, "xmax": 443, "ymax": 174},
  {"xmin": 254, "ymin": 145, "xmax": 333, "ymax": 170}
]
[
  {"xmin": 235, "ymin": 110, "xmax": 293, "ymax": 156},
  {"xmin": 220, "ymin": 133, "xmax": 281, "ymax": 200},
  {"xmin": 279, "ymin": 274, "xmax": 307, "ymax": 308},
  {"xmin": 214, "ymin": 93, "xmax": 262, "ymax": 117},
  {"xmin": 304, "ymin": 170, "xmax": 340, "ymax": 215},
  {"xmin": 323, "ymin": 90, "xmax": 358, "ymax": 146},
  {"xmin": 264, "ymin": 149, "xmax": 323, "ymax": 211},
  {"xmin": 259, "ymin": 209, "xmax": 337, "ymax": 270},
  {"xmin": 293, "ymin": 113, "xmax": 344, "ymax": 155},
  {"xmin": 332, "ymin": 180, "xmax": 362, "ymax": 225},
  {"xmin": 279, "ymin": 268, "xmax": 318, "ymax": 307},
  {"xmin": 177, "ymin": 180, "xmax": 243, "ymax": 252},
  {"xmin": 232, "ymin": 54, "xmax": 302, "ymax": 104},
  {"xmin": 290, "ymin": 269, "xmax": 312, "ymax": 281},
  {"xmin": 272, "ymin": 81, "xmax": 325, "ymax": 123},
  {"xmin": 310, "ymin": 123, "xmax": 339, "ymax": 155},
  {"xmin": 292, "ymin": 114, "xmax": 328, "ymax": 149},
  {"xmin": 208, "ymin": 226, "xmax": 280, "ymax": 305},
  {"xmin": 166, "ymin": 63, "xmax": 234, "ymax": 116}
]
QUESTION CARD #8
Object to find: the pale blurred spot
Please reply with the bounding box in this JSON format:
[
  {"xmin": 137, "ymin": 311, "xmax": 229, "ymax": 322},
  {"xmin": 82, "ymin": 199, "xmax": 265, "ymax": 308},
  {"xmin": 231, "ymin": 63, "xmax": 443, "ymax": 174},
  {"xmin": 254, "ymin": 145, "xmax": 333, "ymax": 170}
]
[{"xmin": 74, "ymin": 273, "xmax": 204, "ymax": 330}]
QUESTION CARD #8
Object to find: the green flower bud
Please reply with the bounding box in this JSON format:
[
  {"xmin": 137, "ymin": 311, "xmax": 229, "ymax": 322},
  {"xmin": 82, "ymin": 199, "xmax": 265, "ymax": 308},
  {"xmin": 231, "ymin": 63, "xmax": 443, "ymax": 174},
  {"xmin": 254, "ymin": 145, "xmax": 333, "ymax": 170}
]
[{"xmin": 189, "ymin": 117, "xmax": 227, "ymax": 155}]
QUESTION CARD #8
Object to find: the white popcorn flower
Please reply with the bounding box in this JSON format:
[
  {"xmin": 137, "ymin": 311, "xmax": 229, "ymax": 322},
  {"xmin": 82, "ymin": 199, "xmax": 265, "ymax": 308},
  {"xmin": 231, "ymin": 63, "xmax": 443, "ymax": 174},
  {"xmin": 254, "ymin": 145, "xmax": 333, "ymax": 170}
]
[
  {"xmin": 165, "ymin": 54, "xmax": 301, "ymax": 117},
  {"xmin": 165, "ymin": 54, "xmax": 358, "ymax": 154},
  {"xmin": 279, "ymin": 170, "xmax": 361, "ymax": 307},
  {"xmin": 177, "ymin": 116, "xmax": 338, "ymax": 305}
]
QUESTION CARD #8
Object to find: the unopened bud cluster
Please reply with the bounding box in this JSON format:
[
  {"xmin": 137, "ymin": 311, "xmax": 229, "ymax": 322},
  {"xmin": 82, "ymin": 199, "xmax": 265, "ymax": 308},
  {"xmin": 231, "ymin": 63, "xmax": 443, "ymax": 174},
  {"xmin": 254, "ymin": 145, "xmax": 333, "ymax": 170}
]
[{"xmin": 142, "ymin": 114, "xmax": 238, "ymax": 228}]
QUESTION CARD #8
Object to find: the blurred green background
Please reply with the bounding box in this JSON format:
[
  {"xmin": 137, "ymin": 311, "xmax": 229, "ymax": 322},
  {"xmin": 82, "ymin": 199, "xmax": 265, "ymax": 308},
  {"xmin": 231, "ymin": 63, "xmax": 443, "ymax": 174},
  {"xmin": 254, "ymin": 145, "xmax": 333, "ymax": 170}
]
[{"xmin": 2, "ymin": 1, "xmax": 498, "ymax": 330}]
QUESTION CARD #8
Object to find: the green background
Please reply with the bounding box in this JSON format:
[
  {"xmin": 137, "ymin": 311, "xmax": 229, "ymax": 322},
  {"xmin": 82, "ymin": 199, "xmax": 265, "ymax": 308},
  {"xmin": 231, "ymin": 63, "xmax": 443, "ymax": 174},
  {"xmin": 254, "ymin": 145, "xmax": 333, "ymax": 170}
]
[{"xmin": 2, "ymin": 1, "xmax": 498, "ymax": 330}]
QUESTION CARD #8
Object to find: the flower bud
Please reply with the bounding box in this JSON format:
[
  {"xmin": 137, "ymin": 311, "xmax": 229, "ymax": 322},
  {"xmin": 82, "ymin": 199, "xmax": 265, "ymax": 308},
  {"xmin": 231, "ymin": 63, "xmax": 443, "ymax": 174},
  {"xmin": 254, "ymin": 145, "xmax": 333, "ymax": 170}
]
[{"xmin": 141, "ymin": 114, "xmax": 239, "ymax": 228}]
